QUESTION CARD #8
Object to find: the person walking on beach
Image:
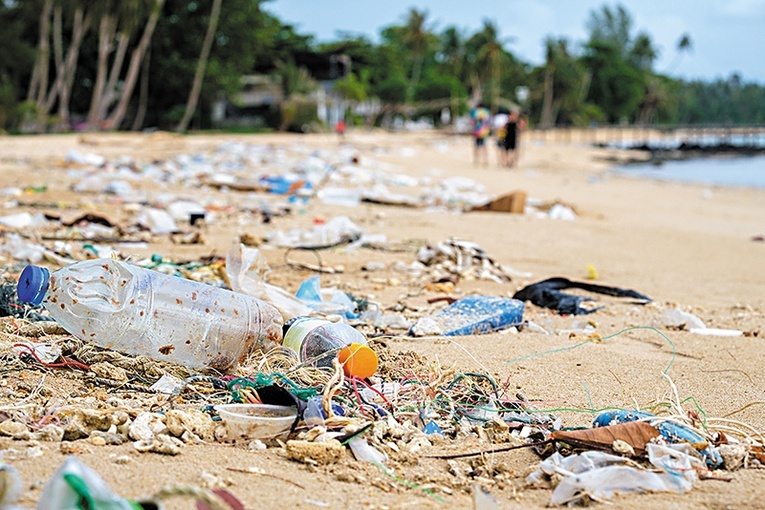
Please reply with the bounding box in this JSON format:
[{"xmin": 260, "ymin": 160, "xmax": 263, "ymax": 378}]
[
  {"xmin": 335, "ymin": 118, "xmax": 346, "ymax": 139},
  {"xmin": 492, "ymin": 108, "xmax": 510, "ymax": 166},
  {"xmin": 470, "ymin": 104, "xmax": 491, "ymax": 166},
  {"xmin": 502, "ymin": 111, "xmax": 526, "ymax": 168}
]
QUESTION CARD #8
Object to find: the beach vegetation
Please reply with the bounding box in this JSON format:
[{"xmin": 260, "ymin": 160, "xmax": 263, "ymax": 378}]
[{"xmin": 1, "ymin": 1, "xmax": 764, "ymax": 133}]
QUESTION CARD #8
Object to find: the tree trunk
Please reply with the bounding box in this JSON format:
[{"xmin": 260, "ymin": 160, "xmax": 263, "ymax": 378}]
[
  {"xmin": 26, "ymin": 61, "xmax": 40, "ymax": 103},
  {"xmin": 491, "ymin": 52, "xmax": 500, "ymax": 113},
  {"xmin": 176, "ymin": 0, "xmax": 222, "ymax": 132},
  {"xmin": 88, "ymin": 14, "xmax": 115, "ymax": 128},
  {"xmin": 98, "ymin": 31, "xmax": 130, "ymax": 121},
  {"xmin": 52, "ymin": 4, "xmax": 67, "ymax": 126},
  {"xmin": 131, "ymin": 43, "xmax": 151, "ymax": 131},
  {"xmin": 62, "ymin": 9, "xmax": 90, "ymax": 125},
  {"xmin": 106, "ymin": 0, "xmax": 165, "ymax": 130},
  {"xmin": 469, "ymin": 74, "xmax": 482, "ymax": 108},
  {"xmin": 43, "ymin": 8, "xmax": 90, "ymax": 117},
  {"xmin": 540, "ymin": 68, "xmax": 555, "ymax": 128},
  {"xmin": 406, "ymin": 53, "xmax": 423, "ymax": 104},
  {"xmin": 34, "ymin": 0, "xmax": 53, "ymax": 132}
]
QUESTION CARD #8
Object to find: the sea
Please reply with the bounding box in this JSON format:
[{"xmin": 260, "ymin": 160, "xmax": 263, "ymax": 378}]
[{"xmin": 610, "ymin": 133, "xmax": 765, "ymax": 189}]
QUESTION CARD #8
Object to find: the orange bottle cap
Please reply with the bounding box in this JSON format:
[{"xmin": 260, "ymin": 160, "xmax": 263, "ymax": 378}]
[{"xmin": 338, "ymin": 343, "xmax": 378, "ymax": 379}]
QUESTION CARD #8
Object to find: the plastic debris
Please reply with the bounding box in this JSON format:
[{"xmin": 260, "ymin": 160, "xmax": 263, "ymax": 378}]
[
  {"xmin": 513, "ymin": 277, "xmax": 652, "ymax": 315},
  {"xmin": 17, "ymin": 258, "xmax": 283, "ymax": 371},
  {"xmin": 662, "ymin": 308, "xmax": 706, "ymax": 330},
  {"xmin": 409, "ymin": 295, "xmax": 524, "ymax": 337},
  {"xmin": 268, "ymin": 215, "xmax": 364, "ymax": 249},
  {"xmin": 226, "ymin": 244, "xmax": 311, "ymax": 320},
  {"xmin": 594, "ymin": 410, "xmax": 723, "ymax": 468},
  {"xmin": 416, "ymin": 238, "xmax": 526, "ymax": 283},
  {"xmin": 528, "ymin": 443, "xmax": 701, "ymax": 506},
  {"xmin": 38, "ymin": 456, "xmax": 146, "ymax": 510}
]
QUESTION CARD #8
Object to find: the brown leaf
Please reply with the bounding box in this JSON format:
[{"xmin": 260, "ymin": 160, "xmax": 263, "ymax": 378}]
[
  {"xmin": 751, "ymin": 445, "xmax": 765, "ymax": 464},
  {"xmin": 552, "ymin": 421, "xmax": 660, "ymax": 455}
]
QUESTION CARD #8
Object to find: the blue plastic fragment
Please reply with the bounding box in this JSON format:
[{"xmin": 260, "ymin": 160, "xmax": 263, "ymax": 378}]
[
  {"xmin": 296, "ymin": 276, "xmax": 322, "ymax": 302},
  {"xmin": 423, "ymin": 420, "xmax": 443, "ymax": 436},
  {"xmin": 594, "ymin": 410, "xmax": 723, "ymax": 468},
  {"xmin": 409, "ymin": 295, "xmax": 525, "ymax": 336}
]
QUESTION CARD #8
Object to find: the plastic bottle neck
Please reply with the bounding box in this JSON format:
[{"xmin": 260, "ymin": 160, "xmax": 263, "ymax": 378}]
[{"xmin": 17, "ymin": 265, "xmax": 51, "ymax": 306}]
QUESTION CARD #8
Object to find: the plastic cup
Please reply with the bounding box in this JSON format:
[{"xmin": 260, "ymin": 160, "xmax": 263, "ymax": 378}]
[{"xmin": 215, "ymin": 404, "xmax": 297, "ymax": 441}]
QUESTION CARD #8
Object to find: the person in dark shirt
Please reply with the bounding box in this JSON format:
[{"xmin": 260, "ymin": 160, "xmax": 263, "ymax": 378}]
[{"xmin": 502, "ymin": 111, "xmax": 526, "ymax": 167}]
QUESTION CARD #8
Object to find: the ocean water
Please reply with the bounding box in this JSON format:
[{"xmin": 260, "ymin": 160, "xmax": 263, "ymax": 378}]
[{"xmin": 615, "ymin": 155, "xmax": 765, "ymax": 189}]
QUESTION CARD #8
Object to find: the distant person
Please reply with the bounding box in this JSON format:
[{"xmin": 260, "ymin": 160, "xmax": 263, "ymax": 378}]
[
  {"xmin": 470, "ymin": 104, "xmax": 491, "ymax": 166},
  {"xmin": 492, "ymin": 108, "xmax": 510, "ymax": 166},
  {"xmin": 335, "ymin": 119, "xmax": 346, "ymax": 138},
  {"xmin": 502, "ymin": 111, "xmax": 526, "ymax": 168}
]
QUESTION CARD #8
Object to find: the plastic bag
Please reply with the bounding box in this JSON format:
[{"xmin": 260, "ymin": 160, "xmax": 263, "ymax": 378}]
[
  {"xmin": 527, "ymin": 444, "xmax": 700, "ymax": 506},
  {"xmin": 226, "ymin": 244, "xmax": 311, "ymax": 320},
  {"xmin": 37, "ymin": 456, "xmax": 137, "ymax": 510}
]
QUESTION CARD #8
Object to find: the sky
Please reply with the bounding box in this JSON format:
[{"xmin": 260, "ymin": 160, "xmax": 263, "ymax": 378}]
[{"xmin": 264, "ymin": 0, "xmax": 765, "ymax": 84}]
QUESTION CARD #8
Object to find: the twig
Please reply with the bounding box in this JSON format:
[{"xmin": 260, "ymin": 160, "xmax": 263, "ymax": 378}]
[
  {"xmin": 703, "ymin": 369, "xmax": 754, "ymax": 385},
  {"xmin": 423, "ymin": 439, "xmax": 553, "ymax": 459},
  {"xmin": 226, "ymin": 466, "xmax": 305, "ymax": 490},
  {"xmin": 722, "ymin": 401, "xmax": 765, "ymax": 418}
]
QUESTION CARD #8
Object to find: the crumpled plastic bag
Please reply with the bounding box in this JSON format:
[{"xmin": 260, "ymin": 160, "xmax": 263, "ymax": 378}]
[
  {"xmin": 37, "ymin": 456, "xmax": 136, "ymax": 510},
  {"xmin": 268, "ymin": 215, "xmax": 364, "ymax": 249},
  {"xmin": 226, "ymin": 244, "xmax": 310, "ymax": 321},
  {"xmin": 527, "ymin": 444, "xmax": 700, "ymax": 506}
]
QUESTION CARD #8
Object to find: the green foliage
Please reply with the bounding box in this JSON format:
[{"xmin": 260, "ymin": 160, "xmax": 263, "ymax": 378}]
[
  {"xmin": 275, "ymin": 58, "xmax": 317, "ymax": 98},
  {"xmin": 415, "ymin": 73, "xmax": 465, "ymax": 102},
  {"xmin": 1, "ymin": 0, "xmax": 763, "ymax": 132},
  {"xmin": 334, "ymin": 72, "xmax": 367, "ymax": 102},
  {"xmin": 376, "ymin": 75, "xmax": 408, "ymax": 104},
  {"xmin": 279, "ymin": 95, "xmax": 318, "ymax": 132},
  {"xmin": 675, "ymin": 75, "xmax": 765, "ymax": 124}
]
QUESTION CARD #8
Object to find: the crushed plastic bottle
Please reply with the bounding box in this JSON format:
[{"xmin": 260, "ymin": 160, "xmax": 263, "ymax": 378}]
[
  {"xmin": 283, "ymin": 317, "xmax": 377, "ymax": 378},
  {"xmin": 409, "ymin": 295, "xmax": 524, "ymax": 337},
  {"xmin": 17, "ymin": 258, "xmax": 283, "ymax": 372}
]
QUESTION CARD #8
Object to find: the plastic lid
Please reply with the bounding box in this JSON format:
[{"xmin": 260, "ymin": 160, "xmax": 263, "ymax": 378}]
[
  {"xmin": 17, "ymin": 265, "xmax": 50, "ymax": 306},
  {"xmin": 338, "ymin": 343, "xmax": 379, "ymax": 379}
]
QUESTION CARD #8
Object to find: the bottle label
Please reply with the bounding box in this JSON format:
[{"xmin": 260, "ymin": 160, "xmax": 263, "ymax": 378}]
[{"xmin": 283, "ymin": 317, "xmax": 326, "ymax": 353}]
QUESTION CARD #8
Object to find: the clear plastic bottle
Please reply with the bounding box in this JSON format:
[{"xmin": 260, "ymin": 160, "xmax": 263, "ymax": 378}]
[
  {"xmin": 17, "ymin": 259, "xmax": 283, "ymax": 372},
  {"xmin": 283, "ymin": 316, "xmax": 377, "ymax": 378}
]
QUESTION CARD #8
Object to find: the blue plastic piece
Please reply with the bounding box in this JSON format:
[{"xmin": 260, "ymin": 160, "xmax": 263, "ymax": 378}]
[
  {"xmin": 261, "ymin": 176, "xmax": 312, "ymax": 196},
  {"xmin": 17, "ymin": 265, "xmax": 50, "ymax": 306},
  {"xmin": 423, "ymin": 420, "xmax": 443, "ymax": 436},
  {"xmin": 410, "ymin": 295, "xmax": 524, "ymax": 336},
  {"xmin": 594, "ymin": 410, "xmax": 723, "ymax": 468},
  {"xmin": 296, "ymin": 276, "xmax": 322, "ymax": 302},
  {"xmin": 304, "ymin": 395, "xmax": 345, "ymax": 420}
]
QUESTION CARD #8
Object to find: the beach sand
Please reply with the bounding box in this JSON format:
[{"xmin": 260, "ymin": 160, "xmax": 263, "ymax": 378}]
[{"xmin": 0, "ymin": 129, "xmax": 763, "ymax": 509}]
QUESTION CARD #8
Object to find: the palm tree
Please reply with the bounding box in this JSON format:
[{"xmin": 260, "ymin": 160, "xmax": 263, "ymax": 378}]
[
  {"xmin": 105, "ymin": 0, "xmax": 165, "ymax": 130},
  {"xmin": 540, "ymin": 37, "xmax": 558, "ymax": 128},
  {"xmin": 32, "ymin": 0, "xmax": 53, "ymax": 131},
  {"xmin": 540, "ymin": 37, "xmax": 586, "ymax": 127},
  {"xmin": 468, "ymin": 20, "xmax": 512, "ymax": 112},
  {"xmin": 401, "ymin": 8, "xmax": 429, "ymax": 104},
  {"xmin": 440, "ymin": 26, "xmax": 465, "ymax": 119},
  {"xmin": 27, "ymin": 0, "xmax": 94, "ymax": 132},
  {"xmin": 176, "ymin": 0, "xmax": 222, "ymax": 132},
  {"xmin": 628, "ymin": 32, "xmax": 657, "ymax": 70},
  {"xmin": 665, "ymin": 33, "xmax": 693, "ymax": 74}
]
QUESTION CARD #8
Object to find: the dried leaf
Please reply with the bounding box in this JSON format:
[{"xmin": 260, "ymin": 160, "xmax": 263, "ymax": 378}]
[
  {"xmin": 552, "ymin": 421, "xmax": 660, "ymax": 455},
  {"xmin": 751, "ymin": 445, "xmax": 765, "ymax": 464}
]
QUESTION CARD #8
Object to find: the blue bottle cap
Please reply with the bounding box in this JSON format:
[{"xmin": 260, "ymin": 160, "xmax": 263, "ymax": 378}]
[{"xmin": 17, "ymin": 265, "xmax": 50, "ymax": 306}]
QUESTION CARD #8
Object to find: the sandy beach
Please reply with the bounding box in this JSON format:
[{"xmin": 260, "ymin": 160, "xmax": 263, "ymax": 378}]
[{"xmin": 0, "ymin": 129, "xmax": 764, "ymax": 509}]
